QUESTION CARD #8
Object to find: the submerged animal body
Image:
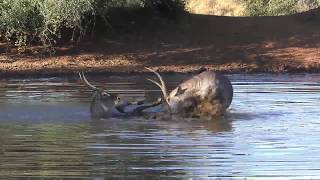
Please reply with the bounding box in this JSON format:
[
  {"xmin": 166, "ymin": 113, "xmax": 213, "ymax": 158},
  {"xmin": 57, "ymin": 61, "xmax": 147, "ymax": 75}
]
[
  {"xmin": 169, "ymin": 71, "xmax": 233, "ymax": 117},
  {"xmin": 144, "ymin": 68, "xmax": 233, "ymax": 118}
]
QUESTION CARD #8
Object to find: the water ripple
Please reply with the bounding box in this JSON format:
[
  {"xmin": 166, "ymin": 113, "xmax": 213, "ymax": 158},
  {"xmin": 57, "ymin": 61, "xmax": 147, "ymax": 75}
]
[{"xmin": 0, "ymin": 73, "xmax": 319, "ymax": 178}]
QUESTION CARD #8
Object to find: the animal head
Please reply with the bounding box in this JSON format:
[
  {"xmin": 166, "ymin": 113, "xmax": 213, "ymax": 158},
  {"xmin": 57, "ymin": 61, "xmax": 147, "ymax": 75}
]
[
  {"xmin": 145, "ymin": 67, "xmax": 194, "ymax": 115},
  {"xmin": 79, "ymin": 72, "xmax": 120, "ymax": 118}
]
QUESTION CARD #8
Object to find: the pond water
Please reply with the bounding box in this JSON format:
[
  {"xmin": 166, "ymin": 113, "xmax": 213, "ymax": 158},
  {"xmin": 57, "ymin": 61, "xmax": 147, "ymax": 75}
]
[{"xmin": 0, "ymin": 73, "xmax": 319, "ymax": 178}]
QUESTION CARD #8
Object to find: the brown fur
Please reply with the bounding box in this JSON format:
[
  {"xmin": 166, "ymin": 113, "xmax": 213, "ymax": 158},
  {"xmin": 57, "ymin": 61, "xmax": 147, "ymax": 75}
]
[{"xmin": 196, "ymin": 99, "xmax": 225, "ymax": 119}]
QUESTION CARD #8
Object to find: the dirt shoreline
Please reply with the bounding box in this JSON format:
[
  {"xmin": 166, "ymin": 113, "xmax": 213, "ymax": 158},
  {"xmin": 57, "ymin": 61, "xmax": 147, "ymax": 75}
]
[
  {"xmin": 1, "ymin": 10, "xmax": 320, "ymax": 77},
  {"xmin": 0, "ymin": 61, "xmax": 319, "ymax": 77},
  {"xmin": 0, "ymin": 62, "xmax": 319, "ymax": 79}
]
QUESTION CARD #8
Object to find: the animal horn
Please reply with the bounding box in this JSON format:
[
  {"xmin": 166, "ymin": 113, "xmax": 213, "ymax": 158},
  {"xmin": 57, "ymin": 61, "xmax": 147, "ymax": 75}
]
[
  {"xmin": 145, "ymin": 67, "xmax": 169, "ymax": 99},
  {"xmin": 145, "ymin": 67, "xmax": 171, "ymax": 113},
  {"xmin": 79, "ymin": 72, "xmax": 98, "ymax": 90}
]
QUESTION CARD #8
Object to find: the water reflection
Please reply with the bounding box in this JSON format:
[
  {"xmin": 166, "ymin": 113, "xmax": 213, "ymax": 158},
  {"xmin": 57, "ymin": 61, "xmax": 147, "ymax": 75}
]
[{"xmin": 0, "ymin": 73, "xmax": 319, "ymax": 178}]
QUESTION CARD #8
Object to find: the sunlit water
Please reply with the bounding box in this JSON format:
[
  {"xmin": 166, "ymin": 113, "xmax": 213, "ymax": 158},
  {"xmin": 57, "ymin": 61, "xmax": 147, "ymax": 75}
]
[{"xmin": 0, "ymin": 73, "xmax": 319, "ymax": 178}]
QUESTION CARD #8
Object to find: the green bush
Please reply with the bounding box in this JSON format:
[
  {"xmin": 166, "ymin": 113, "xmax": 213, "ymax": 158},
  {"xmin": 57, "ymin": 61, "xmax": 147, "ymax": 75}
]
[
  {"xmin": 0, "ymin": 0, "xmax": 96, "ymax": 52},
  {"xmin": 0, "ymin": 0, "xmax": 185, "ymax": 52}
]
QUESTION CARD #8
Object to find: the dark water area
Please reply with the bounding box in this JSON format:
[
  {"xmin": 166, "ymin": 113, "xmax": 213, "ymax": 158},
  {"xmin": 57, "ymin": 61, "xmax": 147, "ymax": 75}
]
[{"xmin": 0, "ymin": 73, "xmax": 319, "ymax": 178}]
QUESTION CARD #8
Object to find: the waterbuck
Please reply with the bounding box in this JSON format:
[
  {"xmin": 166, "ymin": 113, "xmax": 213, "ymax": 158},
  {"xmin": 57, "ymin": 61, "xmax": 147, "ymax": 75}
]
[
  {"xmin": 79, "ymin": 72, "xmax": 123, "ymax": 118},
  {"xmin": 79, "ymin": 72, "xmax": 162, "ymax": 119},
  {"xmin": 144, "ymin": 68, "xmax": 233, "ymax": 119}
]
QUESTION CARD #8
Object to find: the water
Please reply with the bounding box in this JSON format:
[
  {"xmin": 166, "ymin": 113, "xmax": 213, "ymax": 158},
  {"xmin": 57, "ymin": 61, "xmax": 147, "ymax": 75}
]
[{"xmin": 0, "ymin": 73, "xmax": 319, "ymax": 178}]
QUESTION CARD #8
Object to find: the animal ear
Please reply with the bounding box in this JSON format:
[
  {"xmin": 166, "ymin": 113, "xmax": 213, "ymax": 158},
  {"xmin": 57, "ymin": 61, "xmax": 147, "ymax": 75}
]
[
  {"xmin": 177, "ymin": 86, "xmax": 187, "ymax": 95},
  {"xmin": 171, "ymin": 86, "xmax": 187, "ymax": 96}
]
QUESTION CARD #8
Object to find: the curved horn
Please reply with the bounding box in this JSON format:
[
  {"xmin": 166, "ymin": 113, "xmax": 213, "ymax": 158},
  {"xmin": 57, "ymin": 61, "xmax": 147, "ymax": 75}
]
[
  {"xmin": 145, "ymin": 67, "xmax": 172, "ymax": 113},
  {"xmin": 79, "ymin": 72, "xmax": 98, "ymax": 90},
  {"xmin": 145, "ymin": 67, "xmax": 169, "ymax": 100}
]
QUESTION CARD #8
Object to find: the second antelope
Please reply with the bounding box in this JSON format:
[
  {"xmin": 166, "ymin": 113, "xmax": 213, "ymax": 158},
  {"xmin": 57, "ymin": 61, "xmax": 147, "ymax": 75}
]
[
  {"xmin": 79, "ymin": 72, "xmax": 161, "ymax": 119},
  {"xmin": 141, "ymin": 68, "xmax": 233, "ymax": 119}
]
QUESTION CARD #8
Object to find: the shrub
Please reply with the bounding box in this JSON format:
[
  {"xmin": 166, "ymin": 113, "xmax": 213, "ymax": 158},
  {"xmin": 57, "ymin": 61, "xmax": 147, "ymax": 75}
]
[
  {"xmin": 0, "ymin": 0, "xmax": 185, "ymax": 53},
  {"xmin": 0, "ymin": 0, "xmax": 96, "ymax": 52}
]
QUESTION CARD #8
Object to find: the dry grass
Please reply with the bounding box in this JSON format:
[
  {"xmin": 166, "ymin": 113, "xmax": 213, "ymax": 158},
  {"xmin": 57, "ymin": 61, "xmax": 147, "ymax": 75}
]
[
  {"xmin": 185, "ymin": 0, "xmax": 320, "ymax": 16},
  {"xmin": 185, "ymin": 0, "xmax": 246, "ymax": 16},
  {"xmin": 296, "ymin": 0, "xmax": 320, "ymax": 12}
]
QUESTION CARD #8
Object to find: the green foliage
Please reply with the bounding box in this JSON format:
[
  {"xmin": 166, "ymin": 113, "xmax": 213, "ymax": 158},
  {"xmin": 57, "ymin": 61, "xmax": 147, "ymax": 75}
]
[
  {"xmin": 0, "ymin": 0, "xmax": 185, "ymax": 52},
  {"xmin": 243, "ymin": 0, "xmax": 320, "ymax": 16},
  {"xmin": 0, "ymin": 0, "xmax": 96, "ymax": 52},
  {"xmin": 0, "ymin": 0, "xmax": 41, "ymax": 51}
]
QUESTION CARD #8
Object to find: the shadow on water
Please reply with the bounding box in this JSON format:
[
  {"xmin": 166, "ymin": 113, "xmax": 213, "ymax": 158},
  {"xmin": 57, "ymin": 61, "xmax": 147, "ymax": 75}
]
[{"xmin": 0, "ymin": 73, "xmax": 320, "ymax": 178}]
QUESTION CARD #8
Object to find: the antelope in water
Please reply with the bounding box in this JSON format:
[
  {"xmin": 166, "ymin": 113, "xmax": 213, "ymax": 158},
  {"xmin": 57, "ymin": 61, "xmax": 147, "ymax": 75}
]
[
  {"xmin": 79, "ymin": 69, "xmax": 233, "ymax": 120},
  {"xmin": 143, "ymin": 68, "xmax": 233, "ymax": 119},
  {"xmin": 79, "ymin": 72, "xmax": 161, "ymax": 119}
]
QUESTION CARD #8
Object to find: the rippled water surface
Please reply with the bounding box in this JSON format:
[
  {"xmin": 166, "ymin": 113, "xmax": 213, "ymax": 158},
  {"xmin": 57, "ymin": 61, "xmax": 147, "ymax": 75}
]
[{"xmin": 0, "ymin": 73, "xmax": 319, "ymax": 178}]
